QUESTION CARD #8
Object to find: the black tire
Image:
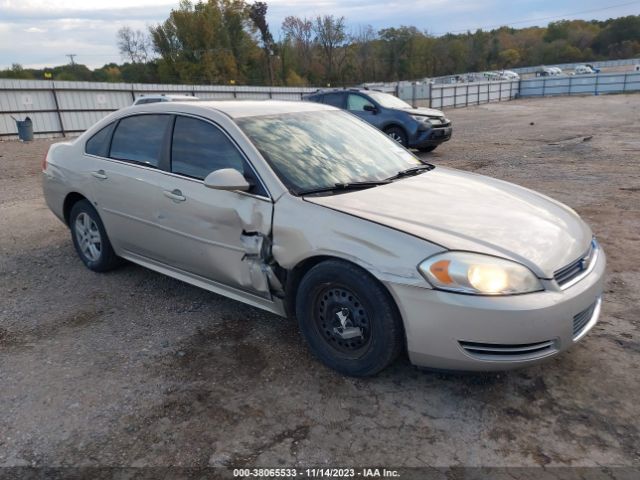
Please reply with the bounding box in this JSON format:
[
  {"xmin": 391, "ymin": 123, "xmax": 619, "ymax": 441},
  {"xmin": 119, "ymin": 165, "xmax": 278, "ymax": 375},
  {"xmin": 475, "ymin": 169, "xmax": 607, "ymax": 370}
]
[
  {"xmin": 418, "ymin": 145, "xmax": 437, "ymax": 152},
  {"xmin": 69, "ymin": 199, "xmax": 121, "ymax": 272},
  {"xmin": 384, "ymin": 126, "xmax": 408, "ymax": 147},
  {"xmin": 295, "ymin": 260, "xmax": 404, "ymax": 376}
]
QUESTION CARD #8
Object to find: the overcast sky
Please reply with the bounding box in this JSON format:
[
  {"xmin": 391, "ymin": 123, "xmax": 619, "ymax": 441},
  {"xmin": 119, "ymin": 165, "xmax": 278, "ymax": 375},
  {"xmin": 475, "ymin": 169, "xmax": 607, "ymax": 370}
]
[{"xmin": 1, "ymin": 0, "xmax": 639, "ymax": 69}]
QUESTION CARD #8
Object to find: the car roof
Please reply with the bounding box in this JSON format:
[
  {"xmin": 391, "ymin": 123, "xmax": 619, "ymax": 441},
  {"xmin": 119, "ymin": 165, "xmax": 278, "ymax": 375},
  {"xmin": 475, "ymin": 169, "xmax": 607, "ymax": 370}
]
[
  {"xmin": 137, "ymin": 94, "xmax": 197, "ymax": 99},
  {"xmin": 307, "ymin": 88, "xmax": 380, "ymax": 96},
  {"xmin": 128, "ymin": 99, "xmax": 336, "ymax": 119}
]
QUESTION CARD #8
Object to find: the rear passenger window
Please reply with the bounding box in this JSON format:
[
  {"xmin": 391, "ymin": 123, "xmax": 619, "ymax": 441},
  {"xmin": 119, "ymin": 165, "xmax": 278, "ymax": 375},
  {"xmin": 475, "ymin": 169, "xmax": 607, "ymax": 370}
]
[
  {"xmin": 110, "ymin": 114, "xmax": 172, "ymax": 167},
  {"xmin": 171, "ymin": 116, "xmax": 245, "ymax": 180},
  {"xmin": 322, "ymin": 93, "xmax": 345, "ymax": 108},
  {"xmin": 85, "ymin": 122, "xmax": 115, "ymax": 157}
]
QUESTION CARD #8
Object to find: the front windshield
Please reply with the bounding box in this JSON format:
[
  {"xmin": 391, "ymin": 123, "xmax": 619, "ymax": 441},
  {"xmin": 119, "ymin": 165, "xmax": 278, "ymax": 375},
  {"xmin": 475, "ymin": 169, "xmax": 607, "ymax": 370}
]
[
  {"xmin": 236, "ymin": 110, "xmax": 422, "ymax": 194},
  {"xmin": 365, "ymin": 91, "xmax": 412, "ymax": 109}
]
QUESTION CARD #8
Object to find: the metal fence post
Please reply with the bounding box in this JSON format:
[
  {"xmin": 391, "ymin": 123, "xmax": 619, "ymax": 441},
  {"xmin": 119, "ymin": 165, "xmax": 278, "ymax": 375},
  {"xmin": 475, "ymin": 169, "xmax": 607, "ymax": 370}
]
[
  {"xmin": 594, "ymin": 74, "xmax": 599, "ymax": 96},
  {"xmin": 51, "ymin": 81, "xmax": 65, "ymax": 138},
  {"xmin": 454, "ymin": 85, "xmax": 458, "ymax": 108},
  {"xmin": 130, "ymin": 85, "xmax": 135, "ymax": 102},
  {"xmin": 428, "ymin": 82, "xmax": 432, "ymax": 108},
  {"xmin": 567, "ymin": 75, "xmax": 571, "ymax": 95},
  {"xmin": 542, "ymin": 78, "xmax": 546, "ymax": 97},
  {"xmin": 440, "ymin": 85, "xmax": 444, "ymax": 109},
  {"xmin": 623, "ymin": 73, "xmax": 628, "ymax": 92},
  {"xmin": 486, "ymin": 82, "xmax": 490, "ymax": 103},
  {"xmin": 411, "ymin": 82, "xmax": 416, "ymax": 108},
  {"xmin": 499, "ymin": 81, "xmax": 502, "ymax": 102},
  {"xmin": 465, "ymin": 83, "xmax": 469, "ymax": 107}
]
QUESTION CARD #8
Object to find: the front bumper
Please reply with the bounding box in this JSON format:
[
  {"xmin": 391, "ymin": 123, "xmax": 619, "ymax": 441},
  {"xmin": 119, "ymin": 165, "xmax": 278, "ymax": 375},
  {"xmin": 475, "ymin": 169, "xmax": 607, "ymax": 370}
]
[
  {"xmin": 409, "ymin": 126, "xmax": 453, "ymax": 148},
  {"xmin": 386, "ymin": 246, "xmax": 606, "ymax": 371}
]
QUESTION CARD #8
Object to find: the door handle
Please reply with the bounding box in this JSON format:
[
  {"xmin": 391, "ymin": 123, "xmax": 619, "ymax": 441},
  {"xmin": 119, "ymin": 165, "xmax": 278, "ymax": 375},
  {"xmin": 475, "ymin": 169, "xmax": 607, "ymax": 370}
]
[
  {"xmin": 91, "ymin": 170, "xmax": 107, "ymax": 180},
  {"xmin": 163, "ymin": 189, "xmax": 186, "ymax": 202}
]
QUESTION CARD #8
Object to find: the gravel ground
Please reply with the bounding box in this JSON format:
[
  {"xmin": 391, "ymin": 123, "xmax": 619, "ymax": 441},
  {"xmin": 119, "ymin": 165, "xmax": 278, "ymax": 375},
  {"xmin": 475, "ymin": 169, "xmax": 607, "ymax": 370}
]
[{"xmin": 0, "ymin": 94, "xmax": 639, "ymax": 470}]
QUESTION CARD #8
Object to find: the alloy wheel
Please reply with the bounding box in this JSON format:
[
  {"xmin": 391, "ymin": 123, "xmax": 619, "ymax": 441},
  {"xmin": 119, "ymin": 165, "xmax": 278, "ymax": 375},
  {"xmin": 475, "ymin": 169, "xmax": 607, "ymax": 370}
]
[{"xmin": 74, "ymin": 212, "xmax": 102, "ymax": 262}]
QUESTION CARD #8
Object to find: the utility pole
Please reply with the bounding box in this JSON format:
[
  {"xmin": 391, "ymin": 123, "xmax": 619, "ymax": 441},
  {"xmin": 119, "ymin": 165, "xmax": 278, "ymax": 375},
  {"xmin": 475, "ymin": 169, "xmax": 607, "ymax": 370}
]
[{"xmin": 66, "ymin": 54, "xmax": 77, "ymax": 65}]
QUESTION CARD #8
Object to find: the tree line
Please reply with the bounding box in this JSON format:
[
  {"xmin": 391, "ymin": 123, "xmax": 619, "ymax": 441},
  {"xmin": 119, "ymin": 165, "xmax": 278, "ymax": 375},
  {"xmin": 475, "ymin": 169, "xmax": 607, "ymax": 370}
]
[{"xmin": 2, "ymin": 0, "xmax": 639, "ymax": 86}]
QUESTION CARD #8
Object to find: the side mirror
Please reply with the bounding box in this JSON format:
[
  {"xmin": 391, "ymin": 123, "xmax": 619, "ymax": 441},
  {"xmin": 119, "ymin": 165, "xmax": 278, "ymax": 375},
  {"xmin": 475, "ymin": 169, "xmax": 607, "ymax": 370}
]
[
  {"xmin": 363, "ymin": 104, "xmax": 377, "ymax": 113},
  {"xmin": 204, "ymin": 168, "xmax": 250, "ymax": 192}
]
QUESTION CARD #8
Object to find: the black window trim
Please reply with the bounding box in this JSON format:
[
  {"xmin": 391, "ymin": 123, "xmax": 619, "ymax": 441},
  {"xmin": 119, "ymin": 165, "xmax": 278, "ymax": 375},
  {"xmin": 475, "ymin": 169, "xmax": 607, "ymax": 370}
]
[
  {"xmin": 168, "ymin": 113, "xmax": 272, "ymax": 201},
  {"xmin": 82, "ymin": 112, "xmax": 272, "ymax": 202},
  {"xmin": 84, "ymin": 120, "xmax": 116, "ymax": 157},
  {"xmin": 107, "ymin": 113, "xmax": 174, "ymax": 170}
]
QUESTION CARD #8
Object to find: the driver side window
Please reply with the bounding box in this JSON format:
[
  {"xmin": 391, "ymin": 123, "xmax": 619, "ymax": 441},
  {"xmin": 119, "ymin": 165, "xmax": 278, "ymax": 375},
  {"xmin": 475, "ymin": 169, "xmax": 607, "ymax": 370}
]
[
  {"xmin": 347, "ymin": 94, "xmax": 374, "ymax": 112},
  {"xmin": 171, "ymin": 116, "xmax": 245, "ymax": 180}
]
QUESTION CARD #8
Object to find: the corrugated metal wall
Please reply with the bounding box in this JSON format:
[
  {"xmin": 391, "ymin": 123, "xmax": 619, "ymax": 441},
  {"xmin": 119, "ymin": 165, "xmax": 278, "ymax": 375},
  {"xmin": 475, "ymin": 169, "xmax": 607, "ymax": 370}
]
[
  {"xmin": 1, "ymin": 72, "xmax": 639, "ymax": 138},
  {"xmin": 426, "ymin": 80, "xmax": 519, "ymax": 109},
  {"xmin": 512, "ymin": 58, "xmax": 640, "ymax": 74},
  {"xmin": 0, "ymin": 79, "xmax": 317, "ymax": 138},
  {"xmin": 519, "ymin": 72, "xmax": 640, "ymax": 97}
]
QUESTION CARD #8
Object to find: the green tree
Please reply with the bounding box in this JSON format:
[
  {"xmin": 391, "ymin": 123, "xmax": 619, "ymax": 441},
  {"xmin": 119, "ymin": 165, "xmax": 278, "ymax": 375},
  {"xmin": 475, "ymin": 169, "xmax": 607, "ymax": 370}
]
[{"xmin": 149, "ymin": 0, "xmax": 263, "ymax": 84}]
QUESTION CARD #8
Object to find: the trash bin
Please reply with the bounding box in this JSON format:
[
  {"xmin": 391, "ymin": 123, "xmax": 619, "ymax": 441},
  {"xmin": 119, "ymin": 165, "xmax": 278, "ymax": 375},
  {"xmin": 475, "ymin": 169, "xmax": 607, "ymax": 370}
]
[{"xmin": 15, "ymin": 116, "xmax": 34, "ymax": 141}]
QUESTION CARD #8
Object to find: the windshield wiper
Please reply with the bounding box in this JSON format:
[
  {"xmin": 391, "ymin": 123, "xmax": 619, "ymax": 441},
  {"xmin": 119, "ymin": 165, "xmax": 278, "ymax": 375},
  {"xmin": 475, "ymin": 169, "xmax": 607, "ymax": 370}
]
[
  {"xmin": 297, "ymin": 180, "xmax": 391, "ymax": 196},
  {"xmin": 385, "ymin": 163, "xmax": 434, "ymax": 181}
]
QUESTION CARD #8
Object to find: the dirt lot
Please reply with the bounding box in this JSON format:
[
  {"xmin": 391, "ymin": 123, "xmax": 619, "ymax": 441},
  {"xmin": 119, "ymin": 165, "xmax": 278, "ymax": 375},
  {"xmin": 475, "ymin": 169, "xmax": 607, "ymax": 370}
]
[{"xmin": 1, "ymin": 95, "xmax": 639, "ymax": 470}]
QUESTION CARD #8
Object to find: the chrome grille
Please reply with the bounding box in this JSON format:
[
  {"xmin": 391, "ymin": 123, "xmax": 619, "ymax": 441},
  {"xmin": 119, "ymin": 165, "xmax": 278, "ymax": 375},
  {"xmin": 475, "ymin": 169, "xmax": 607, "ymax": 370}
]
[
  {"xmin": 459, "ymin": 339, "xmax": 556, "ymax": 361},
  {"xmin": 554, "ymin": 239, "xmax": 597, "ymax": 288},
  {"xmin": 573, "ymin": 298, "xmax": 600, "ymax": 340}
]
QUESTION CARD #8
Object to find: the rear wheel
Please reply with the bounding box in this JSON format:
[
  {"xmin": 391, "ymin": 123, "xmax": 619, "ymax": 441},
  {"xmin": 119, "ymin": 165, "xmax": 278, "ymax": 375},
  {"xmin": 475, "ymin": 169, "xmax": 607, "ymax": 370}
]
[
  {"xmin": 295, "ymin": 260, "xmax": 404, "ymax": 376},
  {"xmin": 418, "ymin": 145, "xmax": 437, "ymax": 152},
  {"xmin": 385, "ymin": 126, "xmax": 408, "ymax": 147},
  {"xmin": 69, "ymin": 200, "xmax": 121, "ymax": 272}
]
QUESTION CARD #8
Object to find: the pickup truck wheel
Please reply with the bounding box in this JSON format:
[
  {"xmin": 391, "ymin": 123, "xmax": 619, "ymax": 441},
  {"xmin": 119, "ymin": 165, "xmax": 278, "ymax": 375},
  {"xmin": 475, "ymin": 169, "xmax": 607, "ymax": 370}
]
[
  {"xmin": 69, "ymin": 200, "xmax": 121, "ymax": 272},
  {"xmin": 418, "ymin": 145, "xmax": 437, "ymax": 152},
  {"xmin": 385, "ymin": 126, "xmax": 408, "ymax": 147},
  {"xmin": 296, "ymin": 260, "xmax": 404, "ymax": 376}
]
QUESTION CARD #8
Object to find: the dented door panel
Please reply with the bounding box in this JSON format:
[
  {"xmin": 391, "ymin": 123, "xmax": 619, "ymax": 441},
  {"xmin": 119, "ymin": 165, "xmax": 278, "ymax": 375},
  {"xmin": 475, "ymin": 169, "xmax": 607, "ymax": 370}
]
[{"xmin": 149, "ymin": 173, "xmax": 276, "ymax": 296}]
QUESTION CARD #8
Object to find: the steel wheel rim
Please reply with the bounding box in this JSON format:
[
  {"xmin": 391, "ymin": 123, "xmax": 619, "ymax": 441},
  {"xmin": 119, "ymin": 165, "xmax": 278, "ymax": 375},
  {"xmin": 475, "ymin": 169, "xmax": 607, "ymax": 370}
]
[
  {"xmin": 313, "ymin": 286, "xmax": 372, "ymax": 357},
  {"xmin": 74, "ymin": 212, "xmax": 102, "ymax": 262}
]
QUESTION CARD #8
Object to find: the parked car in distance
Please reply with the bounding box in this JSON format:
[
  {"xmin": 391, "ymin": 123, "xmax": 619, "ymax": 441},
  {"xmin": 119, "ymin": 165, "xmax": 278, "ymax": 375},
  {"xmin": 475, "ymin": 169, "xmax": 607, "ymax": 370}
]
[
  {"xmin": 304, "ymin": 88, "xmax": 452, "ymax": 152},
  {"xmin": 498, "ymin": 70, "xmax": 520, "ymax": 80},
  {"xmin": 574, "ymin": 65, "xmax": 596, "ymax": 75},
  {"xmin": 42, "ymin": 100, "xmax": 605, "ymax": 376},
  {"xmin": 133, "ymin": 94, "xmax": 199, "ymax": 105},
  {"xmin": 585, "ymin": 64, "xmax": 601, "ymax": 73},
  {"xmin": 537, "ymin": 66, "xmax": 563, "ymax": 77}
]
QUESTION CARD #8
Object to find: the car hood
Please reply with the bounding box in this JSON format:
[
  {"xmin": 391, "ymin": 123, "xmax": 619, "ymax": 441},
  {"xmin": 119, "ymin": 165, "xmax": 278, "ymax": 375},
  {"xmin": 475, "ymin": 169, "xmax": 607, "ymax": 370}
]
[
  {"xmin": 399, "ymin": 106, "xmax": 446, "ymax": 117},
  {"xmin": 305, "ymin": 167, "xmax": 592, "ymax": 278}
]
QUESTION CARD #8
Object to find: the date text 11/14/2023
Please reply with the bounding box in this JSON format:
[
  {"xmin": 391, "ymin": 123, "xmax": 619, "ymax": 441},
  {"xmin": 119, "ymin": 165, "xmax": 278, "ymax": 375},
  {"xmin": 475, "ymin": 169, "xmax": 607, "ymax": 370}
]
[{"xmin": 232, "ymin": 468, "xmax": 401, "ymax": 477}]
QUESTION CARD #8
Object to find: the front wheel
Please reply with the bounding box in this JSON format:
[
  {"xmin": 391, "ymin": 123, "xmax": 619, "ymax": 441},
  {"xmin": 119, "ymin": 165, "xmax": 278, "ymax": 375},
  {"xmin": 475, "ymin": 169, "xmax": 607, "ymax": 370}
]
[
  {"xmin": 69, "ymin": 199, "xmax": 121, "ymax": 272},
  {"xmin": 385, "ymin": 126, "xmax": 408, "ymax": 148},
  {"xmin": 295, "ymin": 260, "xmax": 404, "ymax": 376}
]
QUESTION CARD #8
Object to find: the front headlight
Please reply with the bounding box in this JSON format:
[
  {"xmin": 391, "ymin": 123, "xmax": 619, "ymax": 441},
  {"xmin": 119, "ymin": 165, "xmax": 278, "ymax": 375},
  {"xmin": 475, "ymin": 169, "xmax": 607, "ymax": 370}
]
[
  {"xmin": 411, "ymin": 115, "xmax": 431, "ymax": 124},
  {"xmin": 418, "ymin": 252, "xmax": 543, "ymax": 295}
]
